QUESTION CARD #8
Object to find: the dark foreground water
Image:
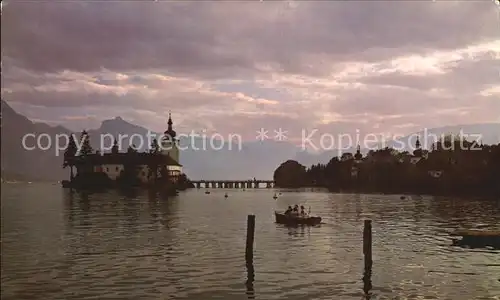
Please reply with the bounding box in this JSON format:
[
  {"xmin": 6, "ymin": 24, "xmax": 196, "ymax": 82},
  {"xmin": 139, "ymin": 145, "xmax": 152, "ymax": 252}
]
[{"xmin": 1, "ymin": 183, "xmax": 499, "ymax": 300}]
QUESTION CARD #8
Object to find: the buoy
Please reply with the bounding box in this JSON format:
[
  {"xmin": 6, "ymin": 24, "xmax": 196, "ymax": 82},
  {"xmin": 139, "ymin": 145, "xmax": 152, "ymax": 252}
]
[{"xmin": 273, "ymin": 193, "xmax": 278, "ymax": 200}]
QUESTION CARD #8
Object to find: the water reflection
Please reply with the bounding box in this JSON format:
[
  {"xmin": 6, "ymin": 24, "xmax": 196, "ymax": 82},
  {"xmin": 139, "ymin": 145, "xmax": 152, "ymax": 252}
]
[
  {"xmin": 428, "ymin": 196, "xmax": 500, "ymax": 230},
  {"xmin": 285, "ymin": 224, "xmax": 314, "ymax": 237},
  {"xmin": 245, "ymin": 261, "xmax": 255, "ymax": 299},
  {"xmin": 2, "ymin": 185, "xmax": 500, "ymax": 300},
  {"xmin": 362, "ymin": 265, "xmax": 372, "ymax": 300}
]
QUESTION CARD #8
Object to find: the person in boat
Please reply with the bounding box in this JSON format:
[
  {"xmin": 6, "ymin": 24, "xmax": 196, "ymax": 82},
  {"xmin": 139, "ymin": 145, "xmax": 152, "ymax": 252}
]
[
  {"xmin": 300, "ymin": 205, "xmax": 307, "ymax": 217},
  {"xmin": 292, "ymin": 205, "xmax": 299, "ymax": 216},
  {"xmin": 285, "ymin": 206, "xmax": 292, "ymax": 215}
]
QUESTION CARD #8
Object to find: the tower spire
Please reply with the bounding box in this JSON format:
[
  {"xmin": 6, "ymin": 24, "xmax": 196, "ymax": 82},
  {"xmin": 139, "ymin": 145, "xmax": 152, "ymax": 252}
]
[
  {"xmin": 413, "ymin": 136, "xmax": 422, "ymax": 158},
  {"xmin": 354, "ymin": 144, "xmax": 362, "ymax": 161},
  {"xmin": 164, "ymin": 111, "xmax": 176, "ymax": 139}
]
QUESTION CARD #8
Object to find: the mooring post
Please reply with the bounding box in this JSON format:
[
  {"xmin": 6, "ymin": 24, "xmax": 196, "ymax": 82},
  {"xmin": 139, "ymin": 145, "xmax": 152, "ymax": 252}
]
[
  {"xmin": 245, "ymin": 215, "xmax": 256, "ymax": 263},
  {"xmin": 363, "ymin": 219, "xmax": 373, "ymax": 270}
]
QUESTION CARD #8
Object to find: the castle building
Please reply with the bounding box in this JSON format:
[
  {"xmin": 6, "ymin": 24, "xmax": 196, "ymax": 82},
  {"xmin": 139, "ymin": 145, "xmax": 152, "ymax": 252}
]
[{"xmin": 69, "ymin": 114, "xmax": 183, "ymax": 184}]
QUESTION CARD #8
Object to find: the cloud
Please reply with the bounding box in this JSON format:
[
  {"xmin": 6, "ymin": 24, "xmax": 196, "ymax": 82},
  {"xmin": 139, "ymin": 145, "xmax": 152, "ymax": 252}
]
[{"xmin": 2, "ymin": 0, "xmax": 499, "ymax": 139}]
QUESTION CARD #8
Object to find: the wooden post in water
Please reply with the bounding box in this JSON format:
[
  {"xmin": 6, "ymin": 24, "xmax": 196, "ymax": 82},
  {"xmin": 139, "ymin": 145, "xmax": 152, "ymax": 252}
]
[
  {"xmin": 363, "ymin": 220, "xmax": 373, "ymax": 270},
  {"xmin": 246, "ymin": 215, "xmax": 256, "ymax": 262},
  {"xmin": 245, "ymin": 215, "xmax": 256, "ymax": 299},
  {"xmin": 362, "ymin": 220, "xmax": 373, "ymax": 297},
  {"xmin": 245, "ymin": 215, "xmax": 255, "ymax": 262}
]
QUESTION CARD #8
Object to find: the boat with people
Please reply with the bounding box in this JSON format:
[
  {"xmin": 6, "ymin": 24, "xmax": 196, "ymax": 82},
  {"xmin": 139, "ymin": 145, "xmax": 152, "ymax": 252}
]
[{"xmin": 274, "ymin": 204, "xmax": 322, "ymax": 226}]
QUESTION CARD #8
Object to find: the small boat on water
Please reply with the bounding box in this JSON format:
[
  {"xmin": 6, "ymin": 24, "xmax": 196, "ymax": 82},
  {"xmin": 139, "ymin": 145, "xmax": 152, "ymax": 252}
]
[
  {"xmin": 274, "ymin": 211, "xmax": 321, "ymax": 226},
  {"xmin": 205, "ymin": 190, "xmax": 210, "ymax": 194},
  {"xmin": 451, "ymin": 230, "xmax": 500, "ymax": 249},
  {"xmin": 273, "ymin": 193, "xmax": 278, "ymax": 200}
]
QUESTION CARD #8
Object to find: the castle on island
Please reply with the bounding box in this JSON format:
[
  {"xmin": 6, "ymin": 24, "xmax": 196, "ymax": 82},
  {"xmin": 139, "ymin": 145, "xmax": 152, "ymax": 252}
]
[{"xmin": 63, "ymin": 113, "xmax": 184, "ymax": 187}]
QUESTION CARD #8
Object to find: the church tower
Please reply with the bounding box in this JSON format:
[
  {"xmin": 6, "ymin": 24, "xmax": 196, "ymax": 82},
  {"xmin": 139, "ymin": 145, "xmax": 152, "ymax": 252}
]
[
  {"xmin": 354, "ymin": 144, "xmax": 363, "ymax": 163},
  {"xmin": 161, "ymin": 112, "xmax": 180, "ymax": 163}
]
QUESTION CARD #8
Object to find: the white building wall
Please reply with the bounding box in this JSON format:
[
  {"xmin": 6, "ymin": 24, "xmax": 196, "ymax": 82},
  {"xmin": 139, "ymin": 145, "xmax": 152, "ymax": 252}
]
[{"xmin": 99, "ymin": 163, "xmax": 182, "ymax": 183}]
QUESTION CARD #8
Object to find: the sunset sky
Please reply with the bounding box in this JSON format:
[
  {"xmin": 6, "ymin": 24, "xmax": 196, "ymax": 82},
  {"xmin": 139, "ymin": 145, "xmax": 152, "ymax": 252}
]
[{"xmin": 3, "ymin": 1, "xmax": 499, "ymax": 142}]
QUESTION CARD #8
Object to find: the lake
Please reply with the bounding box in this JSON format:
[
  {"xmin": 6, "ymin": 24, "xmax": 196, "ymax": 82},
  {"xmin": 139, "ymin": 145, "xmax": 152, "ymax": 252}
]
[{"xmin": 1, "ymin": 183, "xmax": 499, "ymax": 300}]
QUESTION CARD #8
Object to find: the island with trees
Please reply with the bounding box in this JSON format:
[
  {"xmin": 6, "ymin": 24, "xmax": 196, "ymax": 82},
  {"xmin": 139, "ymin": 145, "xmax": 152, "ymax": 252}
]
[{"xmin": 62, "ymin": 130, "xmax": 194, "ymax": 196}]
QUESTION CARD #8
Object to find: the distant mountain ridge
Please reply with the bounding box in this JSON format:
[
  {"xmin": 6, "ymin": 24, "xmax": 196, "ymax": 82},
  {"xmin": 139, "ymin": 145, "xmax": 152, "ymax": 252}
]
[{"xmin": 2, "ymin": 100, "xmax": 499, "ymax": 181}]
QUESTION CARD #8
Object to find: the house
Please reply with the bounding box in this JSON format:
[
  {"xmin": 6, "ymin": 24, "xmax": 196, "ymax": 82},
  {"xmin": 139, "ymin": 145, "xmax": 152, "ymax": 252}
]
[
  {"xmin": 68, "ymin": 150, "xmax": 182, "ymax": 184},
  {"xmin": 410, "ymin": 136, "xmax": 425, "ymax": 165},
  {"xmin": 341, "ymin": 152, "xmax": 354, "ymax": 162}
]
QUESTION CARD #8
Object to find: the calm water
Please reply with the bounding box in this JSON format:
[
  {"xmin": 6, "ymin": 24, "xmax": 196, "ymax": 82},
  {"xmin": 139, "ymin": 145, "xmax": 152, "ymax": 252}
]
[{"xmin": 1, "ymin": 183, "xmax": 499, "ymax": 300}]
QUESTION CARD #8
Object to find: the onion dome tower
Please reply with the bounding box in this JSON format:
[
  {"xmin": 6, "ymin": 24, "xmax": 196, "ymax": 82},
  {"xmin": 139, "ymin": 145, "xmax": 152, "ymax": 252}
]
[{"xmin": 161, "ymin": 112, "xmax": 180, "ymax": 163}]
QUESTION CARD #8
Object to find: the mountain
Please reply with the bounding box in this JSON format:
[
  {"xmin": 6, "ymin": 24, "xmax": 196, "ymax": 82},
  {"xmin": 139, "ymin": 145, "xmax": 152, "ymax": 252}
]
[
  {"xmin": 1, "ymin": 100, "xmax": 73, "ymax": 181},
  {"xmin": 2, "ymin": 99, "xmax": 499, "ymax": 180},
  {"xmin": 0, "ymin": 100, "xmax": 296, "ymax": 180}
]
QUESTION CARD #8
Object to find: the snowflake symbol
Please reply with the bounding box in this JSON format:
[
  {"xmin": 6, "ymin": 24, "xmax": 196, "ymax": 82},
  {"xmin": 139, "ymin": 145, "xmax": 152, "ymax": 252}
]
[
  {"xmin": 274, "ymin": 128, "xmax": 288, "ymax": 141},
  {"xmin": 255, "ymin": 128, "xmax": 269, "ymax": 141}
]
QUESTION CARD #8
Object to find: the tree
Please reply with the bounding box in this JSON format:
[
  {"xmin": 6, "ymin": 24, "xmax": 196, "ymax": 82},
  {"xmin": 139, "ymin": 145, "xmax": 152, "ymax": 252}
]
[
  {"xmin": 272, "ymin": 141, "xmax": 500, "ymax": 196},
  {"xmin": 150, "ymin": 138, "xmax": 160, "ymax": 154},
  {"xmin": 111, "ymin": 139, "xmax": 119, "ymax": 154},
  {"xmin": 79, "ymin": 130, "xmax": 93, "ymax": 156},
  {"xmin": 127, "ymin": 144, "xmax": 138, "ymax": 153},
  {"xmin": 63, "ymin": 134, "xmax": 78, "ymax": 180},
  {"xmin": 273, "ymin": 160, "xmax": 307, "ymax": 188}
]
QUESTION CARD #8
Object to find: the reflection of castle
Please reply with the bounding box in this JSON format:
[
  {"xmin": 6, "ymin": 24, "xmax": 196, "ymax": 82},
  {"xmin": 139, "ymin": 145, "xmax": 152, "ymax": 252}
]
[{"xmin": 67, "ymin": 114, "xmax": 182, "ymax": 184}]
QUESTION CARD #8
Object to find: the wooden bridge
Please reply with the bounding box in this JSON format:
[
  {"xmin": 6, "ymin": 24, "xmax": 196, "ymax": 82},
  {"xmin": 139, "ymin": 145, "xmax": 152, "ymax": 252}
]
[{"xmin": 191, "ymin": 180, "xmax": 275, "ymax": 189}]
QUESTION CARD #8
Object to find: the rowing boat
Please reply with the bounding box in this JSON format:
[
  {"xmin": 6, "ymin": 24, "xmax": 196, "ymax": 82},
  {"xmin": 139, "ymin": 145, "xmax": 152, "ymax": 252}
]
[{"xmin": 274, "ymin": 211, "xmax": 321, "ymax": 226}]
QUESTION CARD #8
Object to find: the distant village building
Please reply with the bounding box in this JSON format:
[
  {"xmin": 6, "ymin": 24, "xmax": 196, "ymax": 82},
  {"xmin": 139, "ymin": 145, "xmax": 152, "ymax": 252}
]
[
  {"xmin": 354, "ymin": 145, "xmax": 363, "ymax": 164},
  {"xmin": 351, "ymin": 145, "xmax": 363, "ymax": 177},
  {"xmin": 341, "ymin": 152, "xmax": 354, "ymax": 162},
  {"xmin": 410, "ymin": 136, "xmax": 428, "ymax": 164}
]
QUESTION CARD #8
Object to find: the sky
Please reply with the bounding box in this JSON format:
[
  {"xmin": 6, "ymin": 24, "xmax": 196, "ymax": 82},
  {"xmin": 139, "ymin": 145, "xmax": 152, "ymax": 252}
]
[{"xmin": 2, "ymin": 0, "xmax": 500, "ymax": 143}]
